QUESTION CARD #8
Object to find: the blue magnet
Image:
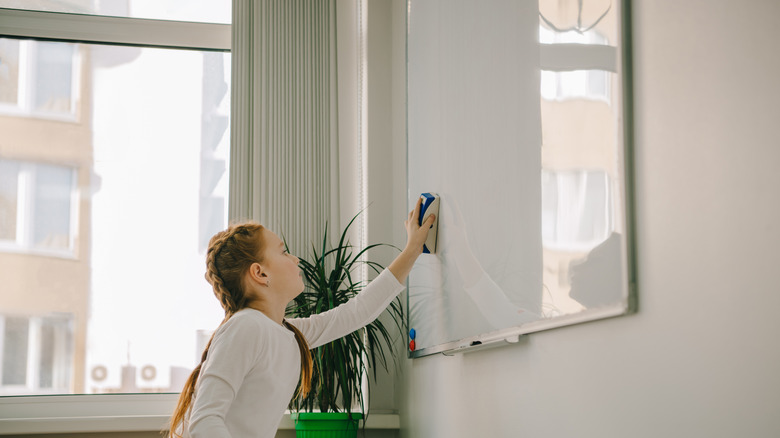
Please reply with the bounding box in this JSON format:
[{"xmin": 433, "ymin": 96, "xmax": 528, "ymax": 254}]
[
  {"xmin": 409, "ymin": 328, "xmax": 416, "ymax": 340},
  {"xmin": 418, "ymin": 193, "xmax": 440, "ymax": 254}
]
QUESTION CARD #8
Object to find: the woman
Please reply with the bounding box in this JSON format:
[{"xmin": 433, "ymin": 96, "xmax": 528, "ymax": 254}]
[{"xmin": 169, "ymin": 199, "xmax": 435, "ymax": 438}]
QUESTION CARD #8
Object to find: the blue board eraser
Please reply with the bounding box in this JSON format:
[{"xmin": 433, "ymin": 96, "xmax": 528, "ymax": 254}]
[{"xmin": 418, "ymin": 193, "xmax": 440, "ymax": 254}]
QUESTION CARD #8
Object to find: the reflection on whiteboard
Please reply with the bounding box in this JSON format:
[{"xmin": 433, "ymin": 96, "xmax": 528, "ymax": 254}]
[{"xmin": 542, "ymin": 169, "xmax": 611, "ymax": 252}]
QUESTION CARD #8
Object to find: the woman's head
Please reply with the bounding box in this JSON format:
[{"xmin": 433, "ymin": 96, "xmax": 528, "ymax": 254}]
[
  {"xmin": 204, "ymin": 222, "xmax": 266, "ymax": 314},
  {"xmin": 205, "ymin": 223, "xmax": 305, "ymax": 314}
]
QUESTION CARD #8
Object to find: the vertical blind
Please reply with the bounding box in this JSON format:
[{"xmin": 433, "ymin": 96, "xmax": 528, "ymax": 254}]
[{"xmin": 231, "ymin": 0, "xmax": 339, "ymax": 256}]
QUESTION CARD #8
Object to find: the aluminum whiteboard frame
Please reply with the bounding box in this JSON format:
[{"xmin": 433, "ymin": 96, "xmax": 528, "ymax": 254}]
[{"xmin": 405, "ymin": 0, "xmax": 637, "ymax": 358}]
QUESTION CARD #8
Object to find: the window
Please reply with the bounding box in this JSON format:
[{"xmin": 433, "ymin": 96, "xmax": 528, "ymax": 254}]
[
  {"xmin": 86, "ymin": 44, "xmax": 230, "ymax": 394},
  {"xmin": 0, "ymin": 39, "xmax": 80, "ymax": 119},
  {"xmin": 0, "ymin": 159, "xmax": 77, "ymax": 256},
  {"xmin": 0, "ymin": 313, "xmax": 74, "ymax": 395},
  {"xmin": 0, "ymin": 6, "xmax": 231, "ymax": 400}
]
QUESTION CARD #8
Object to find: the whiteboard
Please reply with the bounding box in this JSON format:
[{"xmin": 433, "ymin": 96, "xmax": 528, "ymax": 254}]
[{"xmin": 406, "ymin": 0, "xmax": 635, "ymax": 357}]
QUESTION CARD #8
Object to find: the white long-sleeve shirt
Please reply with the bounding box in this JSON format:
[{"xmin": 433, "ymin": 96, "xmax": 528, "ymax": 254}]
[{"xmin": 184, "ymin": 268, "xmax": 404, "ymax": 438}]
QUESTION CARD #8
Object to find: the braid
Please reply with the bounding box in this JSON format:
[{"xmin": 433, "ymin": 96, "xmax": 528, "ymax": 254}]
[
  {"xmin": 205, "ymin": 231, "xmax": 239, "ymax": 314},
  {"xmin": 204, "ymin": 223, "xmax": 266, "ymax": 313}
]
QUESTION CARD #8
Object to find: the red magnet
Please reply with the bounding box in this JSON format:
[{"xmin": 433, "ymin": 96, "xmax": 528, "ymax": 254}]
[{"xmin": 409, "ymin": 339, "xmax": 416, "ymax": 351}]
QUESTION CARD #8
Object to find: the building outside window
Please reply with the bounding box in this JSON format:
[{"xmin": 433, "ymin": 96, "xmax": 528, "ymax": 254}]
[
  {"xmin": 0, "ymin": 2, "xmax": 231, "ymax": 397},
  {"xmin": 0, "ymin": 160, "xmax": 78, "ymax": 257}
]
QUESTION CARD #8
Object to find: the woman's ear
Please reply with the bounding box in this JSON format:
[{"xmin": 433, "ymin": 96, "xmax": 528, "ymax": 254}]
[{"xmin": 248, "ymin": 262, "xmax": 269, "ymax": 287}]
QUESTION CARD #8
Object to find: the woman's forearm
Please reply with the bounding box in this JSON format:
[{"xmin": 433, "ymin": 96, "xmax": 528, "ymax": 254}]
[{"xmin": 388, "ymin": 248, "xmax": 422, "ymax": 285}]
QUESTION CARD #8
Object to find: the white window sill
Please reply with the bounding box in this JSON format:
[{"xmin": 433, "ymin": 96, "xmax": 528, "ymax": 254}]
[{"xmin": 0, "ymin": 394, "xmax": 400, "ymax": 435}]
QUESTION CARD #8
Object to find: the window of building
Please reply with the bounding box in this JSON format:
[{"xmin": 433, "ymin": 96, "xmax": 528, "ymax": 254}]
[
  {"xmin": 0, "ymin": 39, "xmax": 80, "ymax": 120},
  {"xmin": 0, "ymin": 159, "xmax": 77, "ymax": 256},
  {"xmin": 0, "ymin": 313, "xmax": 74, "ymax": 395}
]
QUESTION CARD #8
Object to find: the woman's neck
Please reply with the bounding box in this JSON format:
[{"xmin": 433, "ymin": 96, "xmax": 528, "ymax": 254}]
[{"xmin": 247, "ymin": 301, "xmax": 285, "ymax": 325}]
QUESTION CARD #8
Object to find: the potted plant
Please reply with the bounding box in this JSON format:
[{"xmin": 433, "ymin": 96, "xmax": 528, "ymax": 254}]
[{"xmin": 285, "ymin": 212, "xmax": 405, "ymax": 438}]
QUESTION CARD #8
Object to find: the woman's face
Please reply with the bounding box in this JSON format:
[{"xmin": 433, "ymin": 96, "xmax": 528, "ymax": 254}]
[{"xmin": 260, "ymin": 229, "xmax": 304, "ymax": 300}]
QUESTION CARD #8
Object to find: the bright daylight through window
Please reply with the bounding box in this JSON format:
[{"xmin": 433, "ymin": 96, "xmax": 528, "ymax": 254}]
[{"xmin": 0, "ymin": 2, "xmax": 231, "ymax": 396}]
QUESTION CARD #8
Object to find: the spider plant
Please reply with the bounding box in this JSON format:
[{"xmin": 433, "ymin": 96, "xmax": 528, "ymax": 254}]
[{"xmin": 285, "ymin": 211, "xmax": 405, "ymax": 415}]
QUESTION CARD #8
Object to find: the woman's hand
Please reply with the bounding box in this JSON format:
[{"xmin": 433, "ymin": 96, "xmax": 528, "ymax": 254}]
[
  {"xmin": 389, "ymin": 197, "xmax": 436, "ymax": 284},
  {"xmin": 404, "ymin": 195, "xmax": 436, "ymax": 255}
]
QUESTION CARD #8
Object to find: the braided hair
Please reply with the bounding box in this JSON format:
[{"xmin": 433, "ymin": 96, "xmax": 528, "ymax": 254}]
[{"xmin": 168, "ymin": 222, "xmax": 313, "ymax": 437}]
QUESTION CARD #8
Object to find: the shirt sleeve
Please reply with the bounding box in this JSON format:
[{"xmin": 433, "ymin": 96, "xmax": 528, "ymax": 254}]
[
  {"xmin": 288, "ymin": 268, "xmax": 405, "ymax": 349},
  {"xmin": 187, "ymin": 315, "xmax": 264, "ymax": 437},
  {"xmin": 187, "ymin": 375, "xmax": 235, "ymax": 438}
]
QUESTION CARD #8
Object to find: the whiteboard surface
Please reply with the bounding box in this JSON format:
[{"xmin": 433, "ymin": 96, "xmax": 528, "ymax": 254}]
[{"xmin": 406, "ymin": 0, "xmax": 633, "ymax": 357}]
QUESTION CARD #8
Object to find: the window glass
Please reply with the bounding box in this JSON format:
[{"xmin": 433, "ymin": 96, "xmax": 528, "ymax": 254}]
[
  {"xmin": 2, "ymin": 316, "xmax": 29, "ymax": 386},
  {"xmin": 38, "ymin": 315, "xmax": 73, "ymax": 391},
  {"xmin": 39, "ymin": 319, "xmax": 56, "ymax": 388},
  {"xmin": 33, "ymin": 42, "xmax": 76, "ymax": 113},
  {"xmin": 32, "ymin": 163, "xmax": 74, "ymax": 250},
  {"xmin": 0, "ymin": 39, "xmax": 230, "ymax": 395},
  {"xmin": 0, "ymin": 0, "xmax": 231, "ymax": 24},
  {"xmin": 0, "ymin": 160, "xmax": 19, "ymax": 240},
  {"xmin": 0, "ymin": 38, "xmax": 20, "ymax": 105}
]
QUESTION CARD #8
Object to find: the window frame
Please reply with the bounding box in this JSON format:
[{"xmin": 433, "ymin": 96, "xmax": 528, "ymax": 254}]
[
  {"xmin": 0, "ymin": 8, "xmax": 230, "ymax": 51},
  {"xmin": 0, "ymin": 6, "xmax": 231, "ymax": 433}
]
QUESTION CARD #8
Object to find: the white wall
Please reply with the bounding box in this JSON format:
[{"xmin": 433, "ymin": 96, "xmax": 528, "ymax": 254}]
[{"xmin": 370, "ymin": 0, "xmax": 780, "ymax": 436}]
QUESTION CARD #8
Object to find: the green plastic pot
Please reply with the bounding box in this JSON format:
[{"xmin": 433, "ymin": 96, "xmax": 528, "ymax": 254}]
[{"xmin": 290, "ymin": 412, "xmax": 363, "ymax": 438}]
